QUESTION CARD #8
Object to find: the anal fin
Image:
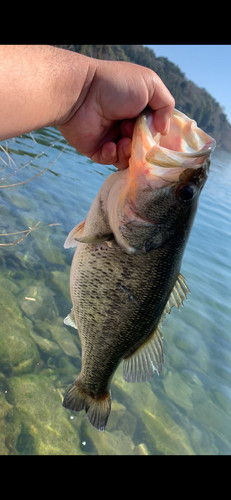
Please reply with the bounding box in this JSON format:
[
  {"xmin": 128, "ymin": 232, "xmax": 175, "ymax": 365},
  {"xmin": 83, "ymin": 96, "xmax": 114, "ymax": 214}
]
[
  {"xmin": 122, "ymin": 273, "xmax": 190, "ymax": 384},
  {"xmin": 123, "ymin": 326, "xmax": 164, "ymax": 383}
]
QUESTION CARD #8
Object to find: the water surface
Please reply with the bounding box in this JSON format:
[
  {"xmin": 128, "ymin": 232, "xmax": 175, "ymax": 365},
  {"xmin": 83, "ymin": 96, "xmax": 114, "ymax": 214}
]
[{"xmin": 0, "ymin": 128, "xmax": 230, "ymax": 455}]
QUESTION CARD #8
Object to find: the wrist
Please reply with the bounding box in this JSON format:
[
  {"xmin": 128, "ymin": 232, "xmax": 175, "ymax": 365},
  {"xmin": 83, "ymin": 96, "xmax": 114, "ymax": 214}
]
[
  {"xmin": 55, "ymin": 50, "xmax": 98, "ymax": 127},
  {"xmin": 0, "ymin": 45, "xmax": 98, "ymax": 141}
]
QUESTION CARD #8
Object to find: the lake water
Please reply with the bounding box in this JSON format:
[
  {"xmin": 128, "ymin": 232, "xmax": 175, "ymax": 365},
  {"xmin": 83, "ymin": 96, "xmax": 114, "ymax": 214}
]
[{"xmin": 0, "ymin": 127, "xmax": 230, "ymax": 455}]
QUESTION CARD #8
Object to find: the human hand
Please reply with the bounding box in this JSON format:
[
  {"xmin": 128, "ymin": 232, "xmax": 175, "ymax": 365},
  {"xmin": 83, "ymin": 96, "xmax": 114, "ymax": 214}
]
[{"xmin": 58, "ymin": 58, "xmax": 175, "ymax": 170}]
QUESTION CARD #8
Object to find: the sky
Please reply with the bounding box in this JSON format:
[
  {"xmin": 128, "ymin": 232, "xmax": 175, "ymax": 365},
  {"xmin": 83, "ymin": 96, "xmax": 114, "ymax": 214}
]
[{"xmin": 144, "ymin": 45, "xmax": 231, "ymax": 125}]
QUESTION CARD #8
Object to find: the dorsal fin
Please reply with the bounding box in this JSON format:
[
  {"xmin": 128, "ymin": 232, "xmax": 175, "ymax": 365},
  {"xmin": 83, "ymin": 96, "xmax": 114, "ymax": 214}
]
[{"xmin": 162, "ymin": 273, "xmax": 190, "ymax": 319}]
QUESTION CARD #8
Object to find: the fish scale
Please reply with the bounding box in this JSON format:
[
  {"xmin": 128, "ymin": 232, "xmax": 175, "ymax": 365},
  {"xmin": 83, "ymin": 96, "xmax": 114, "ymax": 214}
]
[{"xmin": 63, "ymin": 107, "xmax": 216, "ymax": 431}]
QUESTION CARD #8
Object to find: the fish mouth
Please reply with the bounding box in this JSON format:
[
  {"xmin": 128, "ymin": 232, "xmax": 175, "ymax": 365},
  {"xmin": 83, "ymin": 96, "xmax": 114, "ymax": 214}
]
[
  {"xmin": 137, "ymin": 108, "xmax": 216, "ymax": 183},
  {"xmin": 144, "ymin": 107, "xmax": 216, "ymax": 168}
]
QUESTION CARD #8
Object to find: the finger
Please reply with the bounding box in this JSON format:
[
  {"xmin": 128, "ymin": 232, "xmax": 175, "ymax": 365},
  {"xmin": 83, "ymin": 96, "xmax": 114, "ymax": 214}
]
[
  {"xmin": 113, "ymin": 137, "xmax": 132, "ymax": 170},
  {"xmin": 148, "ymin": 74, "xmax": 175, "ymax": 134},
  {"xmin": 89, "ymin": 141, "xmax": 118, "ymax": 165},
  {"xmin": 153, "ymin": 107, "xmax": 174, "ymax": 135},
  {"xmin": 90, "ymin": 121, "xmax": 121, "ymax": 162},
  {"xmin": 120, "ymin": 119, "xmax": 135, "ymax": 140},
  {"xmin": 90, "ymin": 120, "xmax": 134, "ymax": 165}
]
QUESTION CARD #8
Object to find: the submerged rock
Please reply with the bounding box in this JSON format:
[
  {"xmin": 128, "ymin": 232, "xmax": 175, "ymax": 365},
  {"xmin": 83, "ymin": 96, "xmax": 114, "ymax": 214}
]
[
  {"xmin": 83, "ymin": 424, "xmax": 135, "ymax": 455},
  {"xmin": 29, "ymin": 330, "xmax": 62, "ymax": 357},
  {"xmin": 193, "ymin": 395, "xmax": 231, "ymax": 448},
  {"xmin": 0, "ymin": 392, "xmax": 12, "ymax": 455},
  {"xmin": 48, "ymin": 318, "xmax": 80, "ymax": 358},
  {"xmin": 34, "ymin": 228, "xmax": 66, "ymax": 265},
  {"xmin": 133, "ymin": 443, "xmax": 150, "ymax": 455},
  {"xmin": 48, "ymin": 356, "xmax": 79, "ymax": 386},
  {"xmin": 113, "ymin": 370, "xmax": 195, "ymax": 455},
  {"xmin": 106, "ymin": 400, "xmax": 127, "ymax": 432},
  {"xmin": 7, "ymin": 372, "xmax": 84, "ymax": 455},
  {"xmin": 163, "ymin": 371, "xmax": 193, "ymax": 411},
  {"xmin": 18, "ymin": 283, "xmax": 58, "ymax": 321},
  {"xmin": 0, "ymin": 283, "xmax": 40, "ymax": 375},
  {"xmin": 0, "ymin": 276, "xmax": 20, "ymax": 295},
  {"xmin": 50, "ymin": 269, "xmax": 70, "ymax": 298}
]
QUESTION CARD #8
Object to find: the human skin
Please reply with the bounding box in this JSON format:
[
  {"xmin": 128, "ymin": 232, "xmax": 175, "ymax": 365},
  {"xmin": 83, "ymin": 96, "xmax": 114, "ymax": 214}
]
[{"xmin": 0, "ymin": 45, "xmax": 175, "ymax": 169}]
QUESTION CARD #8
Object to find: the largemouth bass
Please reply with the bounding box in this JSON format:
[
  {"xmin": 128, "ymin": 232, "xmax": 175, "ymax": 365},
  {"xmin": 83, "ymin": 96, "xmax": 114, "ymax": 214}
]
[{"xmin": 63, "ymin": 108, "xmax": 216, "ymax": 431}]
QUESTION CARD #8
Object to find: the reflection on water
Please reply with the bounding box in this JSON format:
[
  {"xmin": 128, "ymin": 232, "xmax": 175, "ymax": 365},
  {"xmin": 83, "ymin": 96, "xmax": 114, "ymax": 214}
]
[{"xmin": 0, "ymin": 128, "xmax": 230, "ymax": 455}]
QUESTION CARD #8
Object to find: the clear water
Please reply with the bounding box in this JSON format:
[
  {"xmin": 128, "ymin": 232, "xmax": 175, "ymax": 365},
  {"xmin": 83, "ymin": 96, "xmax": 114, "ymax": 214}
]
[{"xmin": 0, "ymin": 127, "xmax": 230, "ymax": 455}]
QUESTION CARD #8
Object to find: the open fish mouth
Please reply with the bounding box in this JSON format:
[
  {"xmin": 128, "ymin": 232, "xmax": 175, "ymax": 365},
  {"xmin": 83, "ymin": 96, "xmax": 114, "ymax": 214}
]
[
  {"xmin": 141, "ymin": 109, "xmax": 216, "ymax": 171},
  {"xmin": 132, "ymin": 108, "xmax": 216, "ymax": 183}
]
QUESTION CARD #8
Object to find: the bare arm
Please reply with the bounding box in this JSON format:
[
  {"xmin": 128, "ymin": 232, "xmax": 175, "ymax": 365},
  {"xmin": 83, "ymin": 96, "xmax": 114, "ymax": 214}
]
[
  {"xmin": 0, "ymin": 45, "xmax": 96, "ymax": 140},
  {"xmin": 0, "ymin": 45, "xmax": 175, "ymax": 169}
]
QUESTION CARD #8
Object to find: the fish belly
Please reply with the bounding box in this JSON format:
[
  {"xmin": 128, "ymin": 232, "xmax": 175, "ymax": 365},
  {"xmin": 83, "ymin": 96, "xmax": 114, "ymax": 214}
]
[{"xmin": 70, "ymin": 239, "xmax": 180, "ymax": 391}]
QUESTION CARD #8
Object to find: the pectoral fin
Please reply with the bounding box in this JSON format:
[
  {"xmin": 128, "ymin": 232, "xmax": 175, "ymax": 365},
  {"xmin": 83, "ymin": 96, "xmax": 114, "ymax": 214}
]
[
  {"xmin": 64, "ymin": 220, "xmax": 86, "ymax": 248},
  {"xmin": 64, "ymin": 220, "xmax": 113, "ymax": 248},
  {"xmin": 76, "ymin": 232, "xmax": 114, "ymax": 244}
]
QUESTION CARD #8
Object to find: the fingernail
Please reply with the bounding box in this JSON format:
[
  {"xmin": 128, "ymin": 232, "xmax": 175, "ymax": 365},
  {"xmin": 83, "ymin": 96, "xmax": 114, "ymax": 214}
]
[
  {"xmin": 102, "ymin": 145, "xmax": 116, "ymax": 160},
  {"xmin": 163, "ymin": 118, "xmax": 170, "ymax": 135},
  {"xmin": 121, "ymin": 141, "xmax": 131, "ymax": 158}
]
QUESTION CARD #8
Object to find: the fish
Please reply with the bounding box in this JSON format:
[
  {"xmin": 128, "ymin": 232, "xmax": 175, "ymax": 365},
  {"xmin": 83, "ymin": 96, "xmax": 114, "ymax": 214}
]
[{"xmin": 62, "ymin": 108, "xmax": 216, "ymax": 431}]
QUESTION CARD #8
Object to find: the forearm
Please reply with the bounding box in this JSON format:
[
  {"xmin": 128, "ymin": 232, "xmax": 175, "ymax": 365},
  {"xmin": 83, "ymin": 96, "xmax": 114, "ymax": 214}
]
[{"xmin": 0, "ymin": 45, "xmax": 96, "ymax": 141}]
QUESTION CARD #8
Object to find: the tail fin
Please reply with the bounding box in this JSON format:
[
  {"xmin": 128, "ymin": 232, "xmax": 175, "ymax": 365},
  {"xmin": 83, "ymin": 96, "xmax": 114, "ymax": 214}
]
[{"xmin": 63, "ymin": 378, "xmax": 111, "ymax": 432}]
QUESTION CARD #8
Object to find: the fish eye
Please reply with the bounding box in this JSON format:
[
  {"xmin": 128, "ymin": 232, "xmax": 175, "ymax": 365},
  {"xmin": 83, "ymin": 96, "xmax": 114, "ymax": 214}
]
[{"xmin": 178, "ymin": 183, "xmax": 197, "ymax": 202}]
